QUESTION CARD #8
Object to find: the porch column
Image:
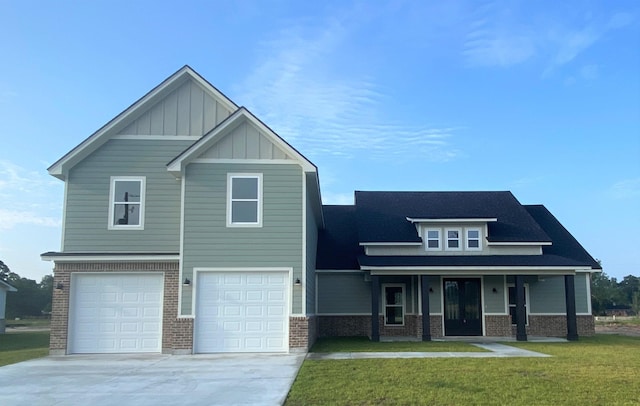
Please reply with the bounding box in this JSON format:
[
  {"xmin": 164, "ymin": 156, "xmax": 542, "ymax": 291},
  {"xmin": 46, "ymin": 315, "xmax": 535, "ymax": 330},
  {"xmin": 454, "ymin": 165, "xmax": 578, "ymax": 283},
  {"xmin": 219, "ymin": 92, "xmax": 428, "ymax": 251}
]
[
  {"xmin": 515, "ymin": 275, "xmax": 527, "ymax": 341},
  {"xmin": 564, "ymin": 274, "xmax": 579, "ymax": 341},
  {"xmin": 371, "ymin": 275, "xmax": 380, "ymax": 342},
  {"xmin": 420, "ymin": 275, "xmax": 431, "ymax": 341}
]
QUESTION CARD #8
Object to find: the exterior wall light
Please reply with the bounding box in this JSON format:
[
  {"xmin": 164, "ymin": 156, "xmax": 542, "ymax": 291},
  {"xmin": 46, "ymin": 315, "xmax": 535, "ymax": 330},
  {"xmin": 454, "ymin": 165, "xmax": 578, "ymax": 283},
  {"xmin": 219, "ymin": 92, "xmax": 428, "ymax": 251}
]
[
  {"xmin": 183, "ymin": 278, "xmax": 191, "ymax": 286},
  {"xmin": 294, "ymin": 278, "xmax": 301, "ymax": 286},
  {"xmin": 55, "ymin": 282, "xmax": 64, "ymax": 290},
  {"xmin": 492, "ymin": 288, "xmax": 498, "ymax": 293}
]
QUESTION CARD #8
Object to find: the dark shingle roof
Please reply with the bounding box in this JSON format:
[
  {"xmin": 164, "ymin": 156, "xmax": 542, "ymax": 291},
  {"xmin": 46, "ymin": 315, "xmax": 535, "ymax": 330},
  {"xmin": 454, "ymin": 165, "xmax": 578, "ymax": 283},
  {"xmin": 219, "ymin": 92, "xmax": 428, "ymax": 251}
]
[
  {"xmin": 316, "ymin": 205, "xmax": 362, "ymax": 270},
  {"xmin": 524, "ymin": 205, "xmax": 601, "ymax": 269},
  {"xmin": 358, "ymin": 255, "xmax": 591, "ymax": 268},
  {"xmin": 355, "ymin": 191, "xmax": 551, "ymax": 243}
]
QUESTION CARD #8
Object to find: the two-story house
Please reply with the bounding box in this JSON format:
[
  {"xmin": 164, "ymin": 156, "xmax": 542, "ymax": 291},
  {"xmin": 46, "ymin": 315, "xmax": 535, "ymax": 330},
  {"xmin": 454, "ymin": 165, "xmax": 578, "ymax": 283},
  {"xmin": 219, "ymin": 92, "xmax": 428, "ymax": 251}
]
[{"xmin": 42, "ymin": 66, "xmax": 600, "ymax": 355}]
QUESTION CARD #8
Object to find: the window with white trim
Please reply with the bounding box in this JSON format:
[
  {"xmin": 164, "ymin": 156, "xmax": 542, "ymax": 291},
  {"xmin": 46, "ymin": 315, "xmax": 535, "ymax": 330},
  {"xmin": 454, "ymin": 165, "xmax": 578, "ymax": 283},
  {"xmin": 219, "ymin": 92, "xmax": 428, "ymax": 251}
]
[
  {"xmin": 445, "ymin": 228, "xmax": 462, "ymax": 251},
  {"xmin": 425, "ymin": 228, "xmax": 441, "ymax": 250},
  {"xmin": 227, "ymin": 173, "xmax": 262, "ymax": 227},
  {"xmin": 108, "ymin": 176, "xmax": 145, "ymax": 229},
  {"xmin": 508, "ymin": 284, "xmax": 529, "ymax": 325},
  {"xmin": 383, "ymin": 284, "xmax": 405, "ymax": 326},
  {"xmin": 466, "ymin": 228, "xmax": 482, "ymax": 251}
]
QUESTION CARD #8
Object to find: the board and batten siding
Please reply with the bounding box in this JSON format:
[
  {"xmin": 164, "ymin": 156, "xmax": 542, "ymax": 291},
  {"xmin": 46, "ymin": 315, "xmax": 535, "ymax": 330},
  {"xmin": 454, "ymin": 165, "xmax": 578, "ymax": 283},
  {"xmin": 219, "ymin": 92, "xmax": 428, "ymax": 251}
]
[
  {"xmin": 181, "ymin": 163, "xmax": 303, "ymax": 315},
  {"xmin": 63, "ymin": 139, "xmax": 191, "ymax": 252},
  {"xmin": 117, "ymin": 78, "xmax": 232, "ymax": 137},
  {"xmin": 528, "ymin": 274, "xmax": 590, "ymax": 314}
]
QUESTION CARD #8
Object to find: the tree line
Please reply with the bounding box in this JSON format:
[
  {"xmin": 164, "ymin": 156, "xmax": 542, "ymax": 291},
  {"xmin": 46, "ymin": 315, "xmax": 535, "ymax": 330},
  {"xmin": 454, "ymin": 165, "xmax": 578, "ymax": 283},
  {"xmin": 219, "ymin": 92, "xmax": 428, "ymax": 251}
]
[
  {"xmin": 1, "ymin": 260, "xmax": 53, "ymax": 319},
  {"xmin": 591, "ymin": 272, "xmax": 639, "ymax": 315}
]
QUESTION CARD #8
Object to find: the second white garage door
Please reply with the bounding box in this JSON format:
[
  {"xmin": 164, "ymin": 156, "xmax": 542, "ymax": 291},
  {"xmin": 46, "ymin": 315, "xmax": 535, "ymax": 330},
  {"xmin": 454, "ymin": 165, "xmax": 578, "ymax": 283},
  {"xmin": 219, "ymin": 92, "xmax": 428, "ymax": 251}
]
[
  {"xmin": 69, "ymin": 273, "xmax": 163, "ymax": 354},
  {"xmin": 195, "ymin": 271, "xmax": 288, "ymax": 353}
]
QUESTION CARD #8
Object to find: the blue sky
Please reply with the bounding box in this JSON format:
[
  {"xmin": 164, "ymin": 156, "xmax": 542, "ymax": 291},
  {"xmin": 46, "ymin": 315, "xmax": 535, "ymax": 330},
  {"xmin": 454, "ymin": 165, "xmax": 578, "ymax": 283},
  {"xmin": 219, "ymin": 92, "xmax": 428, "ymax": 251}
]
[{"xmin": 0, "ymin": 0, "xmax": 638, "ymax": 282}]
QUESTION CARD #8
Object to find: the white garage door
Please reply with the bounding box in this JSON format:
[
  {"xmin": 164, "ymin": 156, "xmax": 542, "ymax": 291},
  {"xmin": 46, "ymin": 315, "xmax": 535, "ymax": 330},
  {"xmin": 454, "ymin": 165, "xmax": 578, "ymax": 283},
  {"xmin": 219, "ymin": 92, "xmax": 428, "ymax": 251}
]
[
  {"xmin": 69, "ymin": 273, "xmax": 163, "ymax": 354},
  {"xmin": 195, "ymin": 271, "xmax": 288, "ymax": 353}
]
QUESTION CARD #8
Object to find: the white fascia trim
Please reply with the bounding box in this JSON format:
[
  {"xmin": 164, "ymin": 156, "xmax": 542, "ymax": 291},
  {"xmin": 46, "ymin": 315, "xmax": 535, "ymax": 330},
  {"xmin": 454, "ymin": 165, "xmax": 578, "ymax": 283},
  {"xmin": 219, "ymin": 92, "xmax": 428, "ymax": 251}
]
[
  {"xmin": 359, "ymin": 242, "xmax": 423, "ymax": 246},
  {"xmin": 0, "ymin": 280, "xmax": 17, "ymax": 292},
  {"xmin": 528, "ymin": 312, "xmax": 567, "ymax": 316},
  {"xmin": 60, "ymin": 181, "xmax": 68, "ymax": 251},
  {"xmin": 112, "ymin": 135, "xmax": 201, "ymax": 141},
  {"xmin": 407, "ymin": 217, "xmax": 498, "ymax": 223},
  {"xmin": 41, "ymin": 254, "xmax": 180, "ymax": 262},
  {"xmin": 487, "ymin": 241, "xmax": 553, "ymax": 246},
  {"xmin": 315, "ymin": 269, "xmax": 363, "ymax": 273},
  {"xmin": 484, "ymin": 312, "xmax": 509, "ymax": 316}
]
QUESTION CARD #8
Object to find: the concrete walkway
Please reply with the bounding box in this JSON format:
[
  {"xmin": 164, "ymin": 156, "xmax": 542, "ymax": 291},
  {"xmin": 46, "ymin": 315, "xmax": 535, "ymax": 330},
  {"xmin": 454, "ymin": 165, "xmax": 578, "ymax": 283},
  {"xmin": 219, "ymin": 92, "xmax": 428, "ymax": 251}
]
[{"xmin": 306, "ymin": 342, "xmax": 551, "ymax": 360}]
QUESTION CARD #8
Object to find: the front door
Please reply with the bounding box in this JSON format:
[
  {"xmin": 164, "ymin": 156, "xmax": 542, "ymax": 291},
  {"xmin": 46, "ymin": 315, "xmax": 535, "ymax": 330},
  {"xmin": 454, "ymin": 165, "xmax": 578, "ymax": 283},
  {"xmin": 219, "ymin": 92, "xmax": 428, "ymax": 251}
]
[{"xmin": 443, "ymin": 278, "xmax": 482, "ymax": 336}]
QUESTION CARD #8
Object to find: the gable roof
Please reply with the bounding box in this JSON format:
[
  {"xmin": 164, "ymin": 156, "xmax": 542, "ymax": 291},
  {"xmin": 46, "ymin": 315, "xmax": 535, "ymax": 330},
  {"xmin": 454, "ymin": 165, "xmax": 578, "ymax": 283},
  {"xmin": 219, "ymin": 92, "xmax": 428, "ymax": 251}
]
[
  {"xmin": 167, "ymin": 106, "xmax": 317, "ymax": 175},
  {"xmin": 355, "ymin": 191, "xmax": 551, "ymax": 244},
  {"xmin": 48, "ymin": 65, "xmax": 237, "ymax": 180},
  {"xmin": 524, "ymin": 205, "xmax": 601, "ymax": 270},
  {"xmin": 316, "ymin": 205, "xmax": 363, "ymax": 270}
]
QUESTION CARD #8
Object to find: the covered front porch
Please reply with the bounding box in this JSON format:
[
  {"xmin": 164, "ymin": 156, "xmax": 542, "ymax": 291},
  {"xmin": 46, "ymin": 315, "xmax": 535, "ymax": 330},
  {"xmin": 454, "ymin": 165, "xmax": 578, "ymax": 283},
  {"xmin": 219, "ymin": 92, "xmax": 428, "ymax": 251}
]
[{"xmin": 367, "ymin": 272, "xmax": 587, "ymax": 342}]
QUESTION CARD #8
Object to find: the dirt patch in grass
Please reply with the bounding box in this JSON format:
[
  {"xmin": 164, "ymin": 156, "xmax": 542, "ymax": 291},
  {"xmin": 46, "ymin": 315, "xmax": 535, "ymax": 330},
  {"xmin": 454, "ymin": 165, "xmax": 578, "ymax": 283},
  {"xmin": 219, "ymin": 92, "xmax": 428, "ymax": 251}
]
[{"xmin": 595, "ymin": 324, "xmax": 640, "ymax": 337}]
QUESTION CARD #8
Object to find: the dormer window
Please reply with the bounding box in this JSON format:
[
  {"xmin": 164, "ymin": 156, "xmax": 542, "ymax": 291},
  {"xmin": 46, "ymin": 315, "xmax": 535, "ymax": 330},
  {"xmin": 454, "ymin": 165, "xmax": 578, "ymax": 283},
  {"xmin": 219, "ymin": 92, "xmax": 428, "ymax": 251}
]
[
  {"xmin": 466, "ymin": 228, "xmax": 482, "ymax": 251},
  {"xmin": 445, "ymin": 228, "xmax": 462, "ymax": 251},
  {"xmin": 425, "ymin": 228, "xmax": 441, "ymax": 250}
]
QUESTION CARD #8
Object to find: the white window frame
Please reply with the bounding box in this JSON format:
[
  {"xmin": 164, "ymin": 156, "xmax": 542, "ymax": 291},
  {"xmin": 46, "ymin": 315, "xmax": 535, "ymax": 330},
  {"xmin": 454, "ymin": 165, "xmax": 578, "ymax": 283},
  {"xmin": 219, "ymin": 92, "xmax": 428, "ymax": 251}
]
[
  {"xmin": 445, "ymin": 228, "xmax": 462, "ymax": 251},
  {"xmin": 424, "ymin": 228, "xmax": 442, "ymax": 251},
  {"xmin": 507, "ymin": 283, "xmax": 529, "ymax": 326},
  {"xmin": 107, "ymin": 176, "xmax": 145, "ymax": 230},
  {"xmin": 226, "ymin": 173, "xmax": 263, "ymax": 228},
  {"xmin": 382, "ymin": 283, "xmax": 405, "ymax": 326},
  {"xmin": 465, "ymin": 227, "xmax": 482, "ymax": 251}
]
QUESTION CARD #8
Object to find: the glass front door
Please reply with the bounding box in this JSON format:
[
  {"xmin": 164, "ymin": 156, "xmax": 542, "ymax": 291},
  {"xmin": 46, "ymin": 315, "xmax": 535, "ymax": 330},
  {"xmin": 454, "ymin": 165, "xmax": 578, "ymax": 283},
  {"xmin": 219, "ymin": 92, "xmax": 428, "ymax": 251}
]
[{"xmin": 443, "ymin": 278, "xmax": 482, "ymax": 336}]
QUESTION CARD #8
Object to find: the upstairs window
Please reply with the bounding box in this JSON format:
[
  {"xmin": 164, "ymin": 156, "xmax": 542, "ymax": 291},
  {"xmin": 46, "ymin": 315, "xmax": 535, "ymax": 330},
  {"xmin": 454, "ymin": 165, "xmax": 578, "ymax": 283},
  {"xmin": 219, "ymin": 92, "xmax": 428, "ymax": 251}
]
[
  {"xmin": 466, "ymin": 228, "xmax": 482, "ymax": 251},
  {"xmin": 425, "ymin": 228, "xmax": 441, "ymax": 250},
  {"xmin": 108, "ymin": 177, "xmax": 145, "ymax": 230},
  {"xmin": 227, "ymin": 173, "xmax": 262, "ymax": 227},
  {"xmin": 445, "ymin": 228, "xmax": 462, "ymax": 251}
]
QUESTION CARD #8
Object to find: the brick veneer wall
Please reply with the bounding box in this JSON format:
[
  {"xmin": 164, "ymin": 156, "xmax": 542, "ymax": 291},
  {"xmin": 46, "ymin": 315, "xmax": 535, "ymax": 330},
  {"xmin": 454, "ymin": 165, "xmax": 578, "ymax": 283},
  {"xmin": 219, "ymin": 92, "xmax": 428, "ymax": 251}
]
[
  {"xmin": 517, "ymin": 315, "xmax": 596, "ymax": 337},
  {"xmin": 485, "ymin": 315, "xmax": 512, "ymax": 336},
  {"xmin": 50, "ymin": 261, "xmax": 180, "ymax": 355},
  {"xmin": 318, "ymin": 315, "xmax": 444, "ymax": 339},
  {"xmin": 290, "ymin": 316, "xmax": 318, "ymax": 351}
]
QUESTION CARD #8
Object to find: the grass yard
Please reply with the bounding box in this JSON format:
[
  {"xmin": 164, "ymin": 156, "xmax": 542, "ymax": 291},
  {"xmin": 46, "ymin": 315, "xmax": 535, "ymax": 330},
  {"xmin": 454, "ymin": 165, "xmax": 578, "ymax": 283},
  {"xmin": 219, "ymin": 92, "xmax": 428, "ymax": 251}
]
[
  {"xmin": 286, "ymin": 335, "xmax": 640, "ymax": 405},
  {"xmin": 311, "ymin": 337, "xmax": 486, "ymax": 353},
  {"xmin": 5, "ymin": 318, "xmax": 51, "ymax": 328},
  {"xmin": 0, "ymin": 332, "xmax": 50, "ymax": 367}
]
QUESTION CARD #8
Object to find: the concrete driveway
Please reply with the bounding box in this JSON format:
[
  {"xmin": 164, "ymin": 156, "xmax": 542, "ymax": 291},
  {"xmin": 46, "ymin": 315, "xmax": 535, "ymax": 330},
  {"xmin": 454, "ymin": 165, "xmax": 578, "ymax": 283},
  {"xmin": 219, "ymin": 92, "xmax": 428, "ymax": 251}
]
[{"xmin": 0, "ymin": 353, "xmax": 305, "ymax": 406}]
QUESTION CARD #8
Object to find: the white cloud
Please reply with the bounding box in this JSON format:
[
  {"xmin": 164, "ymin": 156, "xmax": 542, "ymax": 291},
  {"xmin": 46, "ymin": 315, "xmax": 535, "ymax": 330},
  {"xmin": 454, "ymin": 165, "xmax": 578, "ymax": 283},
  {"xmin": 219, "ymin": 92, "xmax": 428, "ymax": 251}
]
[
  {"xmin": 0, "ymin": 160, "xmax": 62, "ymax": 230},
  {"xmin": 237, "ymin": 22, "xmax": 461, "ymax": 162},
  {"xmin": 609, "ymin": 178, "xmax": 640, "ymax": 199},
  {"xmin": 321, "ymin": 192, "xmax": 354, "ymax": 205},
  {"xmin": 0, "ymin": 209, "xmax": 61, "ymax": 230}
]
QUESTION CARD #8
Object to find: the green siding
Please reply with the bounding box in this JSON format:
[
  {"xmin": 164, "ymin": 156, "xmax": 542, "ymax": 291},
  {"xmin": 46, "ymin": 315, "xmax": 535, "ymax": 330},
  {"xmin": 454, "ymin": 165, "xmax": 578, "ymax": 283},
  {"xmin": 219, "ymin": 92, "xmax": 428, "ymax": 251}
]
[
  {"xmin": 529, "ymin": 276, "xmax": 566, "ymax": 313},
  {"xmin": 63, "ymin": 139, "xmax": 191, "ymax": 251},
  {"xmin": 317, "ymin": 273, "xmax": 371, "ymax": 314},
  {"xmin": 181, "ymin": 163, "xmax": 303, "ymax": 314},
  {"xmin": 575, "ymin": 273, "xmax": 590, "ymax": 314},
  {"xmin": 484, "ymin": 275, "xmax": 506, "ymax": 313},
  {"xmin": 427, "ymin": 276, "xmax": 441, "ymax": 314}
]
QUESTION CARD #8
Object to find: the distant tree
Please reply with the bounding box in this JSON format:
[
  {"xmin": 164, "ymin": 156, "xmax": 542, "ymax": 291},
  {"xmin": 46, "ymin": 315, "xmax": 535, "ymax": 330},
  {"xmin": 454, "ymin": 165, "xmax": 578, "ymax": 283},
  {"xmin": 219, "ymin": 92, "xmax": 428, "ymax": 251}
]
[
  {"xmin": 591, "ymin": 271, "xmax": 624, "ymax": 315},
  {"xmin": 618, "ymin": 275, "xmax": 640, "ymax": 307},
  {"xmin": 2, "ymin": 261, "xmax": 53, "ymax": 319}
]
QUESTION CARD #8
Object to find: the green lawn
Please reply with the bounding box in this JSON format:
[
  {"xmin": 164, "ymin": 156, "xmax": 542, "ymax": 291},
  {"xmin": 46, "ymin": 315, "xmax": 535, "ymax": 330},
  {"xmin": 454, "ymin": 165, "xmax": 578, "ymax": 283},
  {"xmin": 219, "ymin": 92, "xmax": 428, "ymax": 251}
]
[
  {"xmin": 0, "ymin": 332, "xmax": 50, "ymax": 367},
  {"xmin": 286, "ymin": 335, "xmax": 640, "ymax": 405},
  {"xmin": 5, "ymin": 318, "xmax": 51, "ymax": 328},
  {"xmin": 311, "ymin": 337, "xmax": 486, "ymax": 352}
]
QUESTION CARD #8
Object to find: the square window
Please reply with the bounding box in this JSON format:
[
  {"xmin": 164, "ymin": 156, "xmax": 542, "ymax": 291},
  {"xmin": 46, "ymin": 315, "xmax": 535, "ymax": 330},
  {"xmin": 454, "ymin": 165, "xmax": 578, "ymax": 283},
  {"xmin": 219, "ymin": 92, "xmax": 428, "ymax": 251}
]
[
  {"xmin": 466, "ymin": 228, "xmax": 482, "ymax": 250},
  {"xmin": 227, "ymin": 174, "xmax": 262, "ymax": 227},
  {"xmin": 108, "ymin": 177, "xmax": 145, "ymax": 229}
]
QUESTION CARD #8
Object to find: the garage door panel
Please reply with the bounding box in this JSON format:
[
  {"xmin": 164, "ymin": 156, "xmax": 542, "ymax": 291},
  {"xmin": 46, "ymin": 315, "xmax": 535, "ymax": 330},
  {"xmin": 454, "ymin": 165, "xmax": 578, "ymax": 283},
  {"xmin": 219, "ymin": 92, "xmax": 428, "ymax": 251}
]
[
  {"xmin": 195, "ymin": 271, "xmax": 288, "ymax": 353},
  {"xmin": 69, "ymin": 274, "xmax": 163, "ymax": 354}
]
